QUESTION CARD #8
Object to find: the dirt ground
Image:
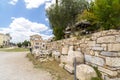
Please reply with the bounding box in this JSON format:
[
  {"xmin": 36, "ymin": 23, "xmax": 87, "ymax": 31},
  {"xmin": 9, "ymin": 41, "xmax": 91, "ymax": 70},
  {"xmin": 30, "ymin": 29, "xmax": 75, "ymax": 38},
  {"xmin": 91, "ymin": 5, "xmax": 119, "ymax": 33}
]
[{"xmin": 0, "ymin": 51, "xmax": 52, "ymax": 80}]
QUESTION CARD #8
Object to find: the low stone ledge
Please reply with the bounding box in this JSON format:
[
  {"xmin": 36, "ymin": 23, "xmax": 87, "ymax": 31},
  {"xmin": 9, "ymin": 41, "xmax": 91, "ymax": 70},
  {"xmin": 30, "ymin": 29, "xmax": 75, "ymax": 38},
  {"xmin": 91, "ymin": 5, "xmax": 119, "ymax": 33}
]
[
  {"xmin": 106, "ymin": 57, "xmax": 120, "ymax": 67},
  {"xmin": 105, "ymin": 76, "xmax": 120, "ymax": 80},
  {"xmin": 91, "ymin": 46, "xmax": 104, "ymax": 51},
  {"xmin": 116, "ymin": 35, "xmax": 120, "ymax": 43},
  {"xmin": 64, "ymin": 64, "xmax": 74, "ymax": 73},
  {"xmin": 100, "ymin": 51, "xmax": 120, "ymax": 57},
  {"xmin": 97, "ymin": 36, "xmax": 116, "ymax": 43},
  {"xmin": 108, "ymin": 44, "xmax": 120, "ymax": 51},
  {"xmin": 60, "ymin": 55, "xmax": 68, "ymax": 63},
  {"xmin": 85, "ymin": 55, "xmax": 105, "ymax": 66},
  {"xmin": 98, "ymin": 67, "xmax": 118, "ymax": 77}
]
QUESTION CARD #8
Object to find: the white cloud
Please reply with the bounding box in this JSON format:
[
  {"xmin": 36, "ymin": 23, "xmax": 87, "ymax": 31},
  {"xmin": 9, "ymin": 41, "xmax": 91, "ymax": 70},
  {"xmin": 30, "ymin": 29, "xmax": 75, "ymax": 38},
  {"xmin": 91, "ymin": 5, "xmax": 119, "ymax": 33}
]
[
  {"xmin": 45, "ymin": 18, "xmax": 49, "ymax": 21},
  {"xmin": 0, "ymin": 17, "xmax": 53, "ymax": 43},
  {"xmin": 9, "ymin": 0, "xmax": 18, "ymax": 5},
  {"xmin": 24, "ymin": 0, "xmax": 46, "ymax": 9},
  {"xmin": 45, "ymin": 0, "xmax": 56, "ymax": 9},
  {"xmin": 23, "ymin": 0, "xmax": 57, "ymax": 9}
]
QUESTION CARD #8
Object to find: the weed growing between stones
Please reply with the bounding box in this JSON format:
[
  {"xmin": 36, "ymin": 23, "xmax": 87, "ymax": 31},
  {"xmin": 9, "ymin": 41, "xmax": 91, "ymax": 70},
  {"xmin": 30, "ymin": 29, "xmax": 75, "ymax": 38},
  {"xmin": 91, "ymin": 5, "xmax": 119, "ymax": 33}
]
[{"xmin": 91, "ymin": 66, "xmax": 102, "ymax": 80}]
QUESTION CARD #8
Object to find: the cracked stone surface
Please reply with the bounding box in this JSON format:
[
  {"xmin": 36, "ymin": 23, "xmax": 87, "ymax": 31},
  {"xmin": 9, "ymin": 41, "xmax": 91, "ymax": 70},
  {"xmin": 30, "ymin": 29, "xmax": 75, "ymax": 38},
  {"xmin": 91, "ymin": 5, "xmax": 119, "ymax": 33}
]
[{"xmin": 0, "ymin": 51, "xmax": 52, "ymax": 80}]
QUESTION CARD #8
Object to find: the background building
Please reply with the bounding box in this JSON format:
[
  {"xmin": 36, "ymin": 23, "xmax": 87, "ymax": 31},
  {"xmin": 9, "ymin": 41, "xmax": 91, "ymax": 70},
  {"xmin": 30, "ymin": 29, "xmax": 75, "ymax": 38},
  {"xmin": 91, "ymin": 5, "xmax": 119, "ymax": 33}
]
[
  {"xmin": 0, "ymin": 33, "xmax": 12, "ymax": 47},
  {"xmin": 30, "ymin": 34, "xmax": 47, "ymax": 50}
]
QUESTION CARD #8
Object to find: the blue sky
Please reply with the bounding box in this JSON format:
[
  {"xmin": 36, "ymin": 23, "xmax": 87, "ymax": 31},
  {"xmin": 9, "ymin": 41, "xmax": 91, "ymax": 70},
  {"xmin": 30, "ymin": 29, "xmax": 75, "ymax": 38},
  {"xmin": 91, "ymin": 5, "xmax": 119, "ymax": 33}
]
[{"xmin": 0, "ymin": 0, "xmax": 55, "ymax": 43}]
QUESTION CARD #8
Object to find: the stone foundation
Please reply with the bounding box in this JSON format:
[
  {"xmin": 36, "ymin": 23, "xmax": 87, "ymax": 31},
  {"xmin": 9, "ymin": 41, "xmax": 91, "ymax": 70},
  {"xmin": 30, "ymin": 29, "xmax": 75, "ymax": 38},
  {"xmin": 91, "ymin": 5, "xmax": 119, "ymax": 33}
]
[{"xmin": 33, "ymin": 29, "xmax": 120, "ymax": 80}]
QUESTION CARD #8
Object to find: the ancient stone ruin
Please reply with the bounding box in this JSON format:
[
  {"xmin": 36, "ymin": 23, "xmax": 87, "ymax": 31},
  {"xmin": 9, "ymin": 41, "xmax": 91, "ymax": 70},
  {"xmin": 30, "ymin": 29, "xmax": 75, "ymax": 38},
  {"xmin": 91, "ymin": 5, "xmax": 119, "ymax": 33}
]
[{"xmin": 31, "ymin": 29, "xmax": 120, "ymax": 80}]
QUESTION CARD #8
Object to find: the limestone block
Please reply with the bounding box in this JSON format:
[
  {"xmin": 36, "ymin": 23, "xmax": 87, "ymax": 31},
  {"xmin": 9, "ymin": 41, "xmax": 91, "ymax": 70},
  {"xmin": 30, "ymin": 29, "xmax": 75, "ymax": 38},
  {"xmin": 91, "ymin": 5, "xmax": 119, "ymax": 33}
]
[
  {"xmin": 92, "ymin": 32, "xmax": 102, "ymax": 38},
  {"xmin": 105, "ymin": 76, "xmax": 120, "ymax": 80},
  {"xmin": 84, "ymin": 48, "xmax": 91, "ymax": 54},
  {"xmin": 90, "ymin": 50, "xmax": 95, "ymax": 56},
  {"xmin": 80, "ymin": 44, "xmax": 87, "ymax": 48},
  {"xmin": 85, "ymin": 55, "xmax": 105, "ymax": 66},
  {"xmin": 64, "ymin": 64, "xmax": 74, "ymax": 73},
  {"xmin": 87, "ymin": 41, "xmax": 96, "ymax": 47},
  {"xmin": 106, "ymin": 57, "xmax": 120, "ymax": 67},
  {"xmin": 100, "ymin": 51, "xmax": 120, "ymax": 57},
  {"xmin": 98, "ymin": 67, "xmax": 118, "ymax": 77},
  {"xmin": 59, "ymin": 63, "xmax": 65, "ymax": 68},
  {"xmin": 97, "ymin": 36, "xmax": 116, "ymax": 43},
  {"xmin": 111, "ymin": 30, "xmax": 120, "ymax": 35},
  {"xmin": 101, "ymin": 31, "xmax": 109, "ymax": 36},
  {"xmin": 101, "ymin": 44, "xmax": 107, "ymax": 51},
  {"xmin": 92, "ymin": 46, "xmax": 104, "ymax": 51},
  {"xmin": 94, "ymin": 51, "xmax": 100, "ymax": 57},
  {"xmin": 62, "ymin": 45, "xmax": 69, "ymax": 55},
  {"xmin": 60, "ymin": 55, "xmax": 68, "ymax": 63},
  {"xmin": 67, "ymin": 46, "xmax": 84, "ymax": 66},
  {"xmin": 76, "ymin": 64, "xmax": 97, "ymax": 80},
  {"xmin": 52, "ymin": 51, "xmax": 61, "ymax": 57},
  {"xmin": 108, "ymin": 44, "xmax": 120, "ymax": 51},
  {"xmin": 116, "ymin": 35, "xmax": 120, "ymax": 42},
  {"xmin": 91, "ymin": 36, "xmax": 97, "ymax": 40}
]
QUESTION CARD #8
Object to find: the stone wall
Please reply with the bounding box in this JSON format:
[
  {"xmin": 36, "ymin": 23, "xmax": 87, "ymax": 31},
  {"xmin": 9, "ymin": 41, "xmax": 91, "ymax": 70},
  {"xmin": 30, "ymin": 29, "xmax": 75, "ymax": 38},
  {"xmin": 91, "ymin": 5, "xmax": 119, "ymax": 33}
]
[{"xmin": 35, "ymin": 30, "xmax": 120, "ymax": 80}]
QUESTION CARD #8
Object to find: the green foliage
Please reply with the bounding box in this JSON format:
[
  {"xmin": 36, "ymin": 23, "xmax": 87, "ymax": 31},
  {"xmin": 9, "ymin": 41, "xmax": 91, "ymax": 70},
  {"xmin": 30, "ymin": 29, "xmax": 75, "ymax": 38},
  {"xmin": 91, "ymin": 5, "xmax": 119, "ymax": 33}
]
[
  {"xmin": 91, "ymin": 77, "xmax": 101, "ymax": 80},
  {"xmin": 17, "ymin": 43, "xmax": 22, "ymax": 48},
  {"xmin": 77, "ymin": 0, "xmax": 120, "ymax": 31},
  {"xmin": 0, "ymin": 46, "xmax": 3, "ymax": 48},
  {"xmin": 92, "ymin": 66, "xmax": 102, "ymax": 80},
  {"xmin": 46, "ymin": 0, "xmax": 89, "ymax": 40},
  {"xmin": 22, "ymin": 40, "xmax": 31, "ymax": 47}
]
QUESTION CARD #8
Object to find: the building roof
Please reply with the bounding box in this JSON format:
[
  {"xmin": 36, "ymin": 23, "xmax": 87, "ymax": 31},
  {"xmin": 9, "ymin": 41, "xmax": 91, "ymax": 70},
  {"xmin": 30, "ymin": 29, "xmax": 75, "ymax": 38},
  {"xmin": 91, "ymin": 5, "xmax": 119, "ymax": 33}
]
[
  {"xmin": 30, "ymin": 34, "xmax": 41, "ymax": 37},
  {"xmin": 74, "ymin": 20, "xmax": 91, "ymax": 28}
]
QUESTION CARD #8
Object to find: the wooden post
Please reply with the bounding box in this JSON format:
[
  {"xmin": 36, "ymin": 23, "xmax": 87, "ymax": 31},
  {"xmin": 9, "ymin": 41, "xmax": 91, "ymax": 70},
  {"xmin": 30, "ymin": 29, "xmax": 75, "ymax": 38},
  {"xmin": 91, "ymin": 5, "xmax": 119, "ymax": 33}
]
[{"xmin": 74, "ymin": 57, "xmax": 77, "ymax": 80}]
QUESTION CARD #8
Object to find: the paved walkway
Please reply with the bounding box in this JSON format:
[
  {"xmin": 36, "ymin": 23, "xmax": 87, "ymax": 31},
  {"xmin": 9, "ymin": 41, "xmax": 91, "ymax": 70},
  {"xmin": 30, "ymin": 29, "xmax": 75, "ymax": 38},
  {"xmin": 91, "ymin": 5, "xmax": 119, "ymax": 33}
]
[{"xmin": 0, "ymin": 51, "xmax": 52, "ymax": 80}]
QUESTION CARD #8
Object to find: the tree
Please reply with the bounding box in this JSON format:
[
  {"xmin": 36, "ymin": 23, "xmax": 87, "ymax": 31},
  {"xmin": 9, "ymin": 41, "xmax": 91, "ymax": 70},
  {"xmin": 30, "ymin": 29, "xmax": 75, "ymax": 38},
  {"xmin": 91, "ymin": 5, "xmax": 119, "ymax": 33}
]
[
  {"xmin": 46, "ymin": 0, "xmax": 89, "ymax": 40},
  {"xmin": 17, "ymin": 43, "xmax": 22, "ymax": 48},
  {"xmin": 22, "ymin": 40, "xmax": 30, "ymax": 47},
  {"xmin": 77, "ymin": 0, "xmax": 120, "ymax": 31}
]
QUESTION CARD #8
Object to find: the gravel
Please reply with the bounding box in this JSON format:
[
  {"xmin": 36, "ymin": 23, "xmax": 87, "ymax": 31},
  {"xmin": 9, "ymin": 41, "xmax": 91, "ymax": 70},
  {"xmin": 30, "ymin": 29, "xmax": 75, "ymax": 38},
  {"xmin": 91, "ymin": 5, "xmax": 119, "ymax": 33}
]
[{"xmin": 0, "ymin": 52, "xmax": 52, "ymax": 80}]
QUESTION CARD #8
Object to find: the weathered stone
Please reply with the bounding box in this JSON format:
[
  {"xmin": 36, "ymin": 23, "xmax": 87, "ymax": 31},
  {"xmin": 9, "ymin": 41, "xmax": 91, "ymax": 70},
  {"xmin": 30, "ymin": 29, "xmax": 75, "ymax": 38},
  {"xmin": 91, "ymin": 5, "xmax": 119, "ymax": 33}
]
[
  {"xmin": 61, "ymin": 45, "xmax": 69, "ymax": 55},
  {"xmin": 101, "ymin": 31, "xmax": 108, "ymax": 36},
  {"xmin": 97, "ymin": 36, "xmax": 116, "ymax": 43},
  {"xmin": 105, "ymin": 76, "xmax": 120, "ymax": 80},
  {"xmin": 108, "ymin": 44, "xmax": 120, "ymax": 51},
  {"xmin": 93, "ymin": 32, "xmax": 102, "ymax": 38},
  {"xmin": 67, "ymin": 46, "xmax": 84, "ymax": 66},
  {"xmin": 116, "ymin": 35, "xmax": 120, "ymax": 42},
  {"xmin": 92, "ymin": 46, "xmax": 104, "ymax": 51},
  {"xmin": 85, "ymin": 55, "xmax": 105, "ymax": 66},
  {"xmin": 101, "ymin": 44, "xmax": 107, "ymax": 51},
  {"xmin": 91, "ymin": 36, "xmax": 97, "ymax": 40},
  {"xmin": 76, "ymin": 64, "xmax": 97, "ymax": 80},
  {"xmin": 100, "ymin": 51, "xmax": 120, "ymax": 57},
  {"xmin": 90, "ymin": 50, "xmax": 95, "ymax": 56},
  {"xmin": 64, "ymin": 64, "xmax": 74, "ymax": 73},
  {"xmin": 98, "ymin": 67, "xmax": 118, "ymax": 77},
  {"xmin": 106, "ymin": 57, "xmax": 120, "ymax": 67},
  {"xmin": 87, "ymin": 41, "xmax": 96, "ymax": 47},
  {"xmin": 84, "ymin": 48, "xmax": 91, "ymax": 54},
  {"xmin": 94, "ymin": 51, "xmax": 100, "ymax": 57},
  {"xmin": 80, "ymin": 44, "xmax": 87, "ymax": 48},
  {"xmin": 60, "ymin": 55, "xmax": 67, "ymax": 63},
  {"xmin": 59, "ymin": 63, "xmax": 65, "ymax": 68}
]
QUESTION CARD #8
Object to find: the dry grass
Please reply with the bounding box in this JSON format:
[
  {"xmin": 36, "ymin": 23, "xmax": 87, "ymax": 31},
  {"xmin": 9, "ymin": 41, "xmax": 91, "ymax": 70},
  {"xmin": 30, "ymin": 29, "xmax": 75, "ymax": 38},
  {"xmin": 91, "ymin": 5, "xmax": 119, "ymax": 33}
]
[
  {"xmin": 26, "ymin": 53, "xmax": 74, "ymax": 80},
  {"xmin": 0, "ymin": 48, "xmax": 29, "ymax": 52}
]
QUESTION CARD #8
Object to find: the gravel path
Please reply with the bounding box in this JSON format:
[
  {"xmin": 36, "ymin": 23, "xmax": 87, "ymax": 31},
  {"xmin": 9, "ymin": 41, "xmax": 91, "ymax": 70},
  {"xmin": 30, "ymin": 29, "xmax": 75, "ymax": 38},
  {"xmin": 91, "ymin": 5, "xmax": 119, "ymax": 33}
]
[{"xmin": 0, "ymin": 51, "xmax": 52, "ymax": 80}]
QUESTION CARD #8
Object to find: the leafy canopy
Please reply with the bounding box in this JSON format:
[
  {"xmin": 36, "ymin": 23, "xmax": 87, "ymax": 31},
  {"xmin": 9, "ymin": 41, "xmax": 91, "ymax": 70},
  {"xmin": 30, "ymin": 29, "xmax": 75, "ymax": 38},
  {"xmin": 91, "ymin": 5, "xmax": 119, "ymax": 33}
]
[
  {"xmin": 77, "ymin": 0, "xmax": 120, "ymax": 31},
  {"xmin": 46, "ymin": 0, "xmax": 89, "ymax": 40}
]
